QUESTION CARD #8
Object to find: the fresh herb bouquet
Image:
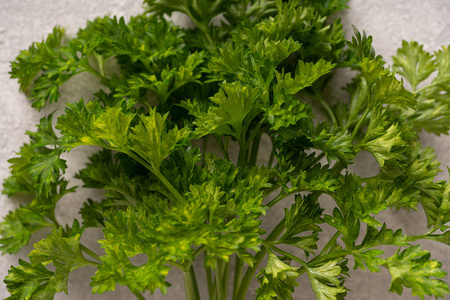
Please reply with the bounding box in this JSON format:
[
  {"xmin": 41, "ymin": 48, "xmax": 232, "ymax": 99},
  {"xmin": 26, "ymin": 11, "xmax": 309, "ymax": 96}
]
[{"xmin": 2, "ymin": 0, "xmax": 450, "ymax": 299}]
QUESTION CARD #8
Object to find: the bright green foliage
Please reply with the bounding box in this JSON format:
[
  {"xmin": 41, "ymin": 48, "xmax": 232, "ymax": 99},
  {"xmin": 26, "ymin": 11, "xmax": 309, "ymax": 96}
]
[
  {"xmin": 358, "ymin": 108, "xmax": 407, "ymax": 168},
  {"xmin": 305, "ymin": 260, "xmax": 346, "ymax": 300},
  {"xmin": 391, "ymin": 42, "xmax": 450, "ymax": 136},
  {"xmin": 267, "ymin": 59, "xmax": 334, "ymax": 130},
  {"xmin": 393, "ymin": 40, "xmax": 436, "ymax": 90},
  {"xmin": 383, "ymin": 245, "xmax": 450, "ymax": 299},
  {"xmin": 129, "ymin": 108, "xmax": 192, "ymax": 170},
  {"xmin": 5, "ymin": 114, "xmax": 67, "ymax": 197},
  {"xmin": 0, "ymin": 207, "xmax": 54, "ymax": 255},
  {"xmin": 209, "ymin": 38, "xmax": 301, "ymax": 88},
  {"xmin": 278, "ymin": 194, "xmax": 322, "ymax": 255},
  {"xmin": 4, "ymin": 221, "xmax": 92, "ymax": 299},
  {"xmin": 29, "ymin": 226, "xmax": 90, "ymax": 294},
  {"xmin": 3, "ymin": 1, "xmax": 450, "ymax": 300},
  {"xmin": 191, "ymin": 82, "xmax": 260, "ymax": 139},
  {"xmin": 4, "ymin": 259, "xmax": 58, "ymax": 300},
  {"xmin": 92, "ymin": 107, "xmax": 135, "ymax": 148},
  {"xmin": 90, "ymin": 207, "xmax": 172, "ymax": 294},
  {"xmin": 9, "ymin": 27, "xmax": 67, "ymax": 110},
  {"xmin": 256, "ymin": 252, "xmax": 300, "ymax": 299}
]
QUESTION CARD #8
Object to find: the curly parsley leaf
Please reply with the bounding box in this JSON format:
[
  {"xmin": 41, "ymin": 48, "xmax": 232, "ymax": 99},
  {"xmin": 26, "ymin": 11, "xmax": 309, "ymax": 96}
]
[
  {"xmin": 383, "ymin": 245, "xmax": 449, "ymax": 299},
  {"xmin": 305, "ymin": 260, "xmax": 346, "ymax": 300}
]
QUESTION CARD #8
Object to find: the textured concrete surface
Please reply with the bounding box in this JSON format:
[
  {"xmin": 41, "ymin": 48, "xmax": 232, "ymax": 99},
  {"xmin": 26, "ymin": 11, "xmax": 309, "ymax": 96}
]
[{"xmin": 0, "ymin": 1, "xmax": 449, "ymax": 299}]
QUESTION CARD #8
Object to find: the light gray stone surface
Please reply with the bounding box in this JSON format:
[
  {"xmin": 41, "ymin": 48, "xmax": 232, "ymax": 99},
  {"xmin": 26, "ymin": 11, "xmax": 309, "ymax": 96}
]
[{"xmin": 0, "ymin": 1, "xmax": 449, "ymax": 299}]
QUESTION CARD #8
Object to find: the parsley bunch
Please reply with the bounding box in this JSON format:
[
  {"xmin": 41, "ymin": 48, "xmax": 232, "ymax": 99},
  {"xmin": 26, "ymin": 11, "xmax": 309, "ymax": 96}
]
[{"xmin": 2, "ymin": 0, "xmax": 450, "ymax": 299}]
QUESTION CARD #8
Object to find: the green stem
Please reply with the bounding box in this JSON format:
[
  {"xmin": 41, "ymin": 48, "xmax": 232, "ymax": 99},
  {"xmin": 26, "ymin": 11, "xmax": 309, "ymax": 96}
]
[
  {"xmin": 249, "ymin": 130, "xmax": 262, "ymax": 166},
  {"xmin": 414, "ymin": 82, "xmax": 441, "ymax": 95},
  {"xmin": 266, "ymin": 190, "xmax": 292, "ymax": 208},
  {"xmin": 319, "ymin": 97, "xmax": 338, "ymax": 125},
  {"xmin": 202, "ymin": 136, "xmax": 208, "ymax": 164},
  {"xmin": 222, "ymin": 260, "xmax": 230, "ymax": 299},
  {"xmin": 263, "ymin": 183, "xmax": 280, "ymax": 198},
  {"xmin": 268, "ymin": 150, "xmax": 275, "ymax": 168},
  {"xmin": 319, "ymin": 231, "xmax": 341, "ymax": 256},
  {"xmin": 308, "ymin": 250, "xmax": 350, "ymax": 266},
  {"xmin": 215, "ymin": 135, "xmax": 230, "ymax": 160},
  {"xmin": 80, "ymin": 244, "xmax": 101, "ymax": 262},
  {"xmin": 206, "ymin": 265, "xmax": 215, "ymax": 300},
  {"xmin": 183, "ymin": 10, "xmax": 214, "ymax": 50},
  {"xmin": 166, "ymin": 261, "xmax": 184, "ymax": 270},
  {"xmin": 268, "ymin": 244, "xmax": 306, "ymax": 266},
  {"xmin": 183, "ymin": 267, "xmax": 199, "ymax": 300},
  {"xmin": 131, "ymin": 290, "xmax": 146, "ymax": 300},
  {"xmin": 215, "ymin": 258, "xmax": 224, "ymax": 300},
  {"xmin": 236, "ymin": 218, "xmax": 286, "ymax": 300},
  {"xmin": 191, "ymin": 266, "xmax": 201, "ymax": 300},
  {"xmin": 310, "ymin": 152, "xmax": 326, "ymax": 166},
  {"xmin": 350, "ymin": 106, "xmax": 370, "ymax": 142},
  {"xmin": 84, "ymin": 260, "xmax": 101, "ymax": 266},
  {"xmin": 153, "ymin": 169, "xmax": 186, "ymax": 205},
  {"xmin": 238, "ymin": 140, "xmax": 248, "ymax": 166},
  {"xmin": 124, "ymin": 150, "xmax": 186, "ymax": 205},
  {"xmin": 233, "ymin": 255, "xmax": 243, "ymax": 299}
]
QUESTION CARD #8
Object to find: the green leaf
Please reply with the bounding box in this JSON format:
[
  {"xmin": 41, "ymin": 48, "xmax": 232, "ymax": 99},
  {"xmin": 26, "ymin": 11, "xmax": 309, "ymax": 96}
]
[
  {"xmin": 256, "ymin": 252, "xmax": 299, "ymax": 300},
  {"xmin": 371, "ymin": 74, "xmax": 416, "ymax": 109},
  {"xmin": 358, "ymin": 107, "xmax": 407, "ymax": 168},
  {"xmin": 5, "ymin": 114, "xmax": 67, "ymax": 197},
  {"xmin": 383, "ymin": 245, "xmax": 449, "ymax": 299},
  {"xmin": 279, "ymin": 194, "xmax": 323, "ymax": 256},
  {"xmin": 10, "ymin": 26, "xmax": 66, "ymax": 110},
  {"xmin": 301, "ymin": 0, "xmax": 349, "ymax": 16},
  {"xmin": 393, "ymin": 40, "xmax": 436, "ymax": 90},
  {"xmin": 305, "ymin": 260, "xmax": 346, "ymax": 300},
  {"xmin": 92, "ymin": 106, "xmax": 135, "ymax": 148},
  {"xmin": 4, "ymin": 221, "xmax": 90, "ymax": 299},
  {"xmin": 346, "ymin": 26, "xmax": 379, "ymax": 62},
  {"xmin": 56, "ymin": 99, "xmax": 104, "ymax": 148},
  {"xmin": 0, "ymin": 207, "xmax": 54, "ymax": 255},
  {"xmin": 353, "ymin": 249, "xmax": 386, "ymax": 273},
  {"xmin": 4, "ymin": 259, "xmax": 57, "ymax": 300},
  {"xmin": 432, "ymin": 45, "xmax": 450, "ymax": 87},
  {"xmin": 29, "ymin": 226, "xmax": 89, "ymax": 293},
  {"xmin": 91, "ymin": 207, "xmax": 172, "ymax": 295},
  {"xmin": 266, "ymin": 59, "xmax": 335, "ymax": 130},
  {"xmin": 129, "ymin": 107, "xmax": 191, "ymax": 170},
  {"xmin": 194, "ymin": 82, "xmax": 260, "ymax": 139},
  {"xmin": 210, "ymin": 38, "xmax": 301, "ymax": 88}
]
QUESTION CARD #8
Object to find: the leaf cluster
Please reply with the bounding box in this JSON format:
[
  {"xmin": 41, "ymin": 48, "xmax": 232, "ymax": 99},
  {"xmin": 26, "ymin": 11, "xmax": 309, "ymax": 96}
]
[{"xmin": 2, "ymin": 1, "xmax": 450, "ymax": 300}]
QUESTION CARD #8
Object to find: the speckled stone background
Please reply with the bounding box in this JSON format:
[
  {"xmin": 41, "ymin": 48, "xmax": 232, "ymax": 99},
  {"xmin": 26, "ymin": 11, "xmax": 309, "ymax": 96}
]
[{"xmin": 0, "ymin": 1, "xmax": 449, "ymax": 299}]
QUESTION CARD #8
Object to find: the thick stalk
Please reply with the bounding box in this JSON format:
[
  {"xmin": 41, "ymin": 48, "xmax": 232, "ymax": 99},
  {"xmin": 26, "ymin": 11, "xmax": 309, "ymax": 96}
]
[
  {"xmin": 237, "ymin": 139, "xmax": 248, "ymax": 166},
  {"xmin": 215, "ymin": 259, "xmax": 224, "ymax": 300},
  {"xmin": 206, "ymin": 263, "xmax": 214, "ymax": 300},
  {"xmin": 248, "ymin": 130, "xmax": 262, "ymax": 166},
  {"xmin": 222, "ymin": 260, "xmax": 230, "ymax": 299},
  {"xmin": 131, "ymin": 290, "xmax": 146, "ymax": 300},
  {"xmin": 232, "ymin": 256, "xmax": 243, "ymax": 299},
  {"xmin": 190, "ymin": 266, "xmax": 201, "ymax": 300},
  {"xmin": 183, "ymin": 266, "xmax": 199, "ymax": 300}
]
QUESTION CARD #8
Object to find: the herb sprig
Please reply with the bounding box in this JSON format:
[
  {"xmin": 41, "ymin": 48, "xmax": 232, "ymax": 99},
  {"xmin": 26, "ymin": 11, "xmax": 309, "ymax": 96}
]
[{"xmin": 2, "ymin": 0, "xmax": 450, "ymax": 299}]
